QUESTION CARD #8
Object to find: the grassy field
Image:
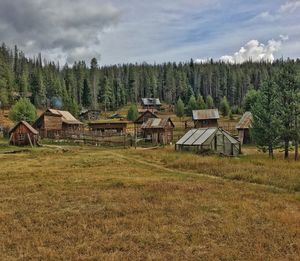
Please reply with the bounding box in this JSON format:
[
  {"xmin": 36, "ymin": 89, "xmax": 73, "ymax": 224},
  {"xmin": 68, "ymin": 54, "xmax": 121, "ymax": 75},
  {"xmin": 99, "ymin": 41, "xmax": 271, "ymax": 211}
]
[{"xmin": 0, "ymin": 143, "xmax": 299, "ymax": 260}]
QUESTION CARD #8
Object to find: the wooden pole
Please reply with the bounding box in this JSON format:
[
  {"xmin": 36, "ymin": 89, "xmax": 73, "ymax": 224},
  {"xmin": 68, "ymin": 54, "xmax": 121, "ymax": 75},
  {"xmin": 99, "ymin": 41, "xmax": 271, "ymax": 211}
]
[{"xmin": 27, "ymin": 133, "xmax": 34, "ymax": 148}]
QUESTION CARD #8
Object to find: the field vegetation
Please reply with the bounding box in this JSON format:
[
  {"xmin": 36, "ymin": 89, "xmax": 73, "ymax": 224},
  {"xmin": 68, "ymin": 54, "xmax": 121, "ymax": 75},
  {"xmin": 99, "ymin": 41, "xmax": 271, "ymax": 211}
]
[{"xmin": 0, "ymin": 142, "xmax": 299, "ymax": 260}]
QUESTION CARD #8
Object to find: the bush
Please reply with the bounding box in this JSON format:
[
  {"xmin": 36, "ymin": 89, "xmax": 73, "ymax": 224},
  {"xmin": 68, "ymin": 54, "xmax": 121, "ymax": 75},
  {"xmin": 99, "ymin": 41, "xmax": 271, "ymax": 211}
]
[{"xmin": 9, "ymin": 98, "xmax": 37, "ymax": 123}]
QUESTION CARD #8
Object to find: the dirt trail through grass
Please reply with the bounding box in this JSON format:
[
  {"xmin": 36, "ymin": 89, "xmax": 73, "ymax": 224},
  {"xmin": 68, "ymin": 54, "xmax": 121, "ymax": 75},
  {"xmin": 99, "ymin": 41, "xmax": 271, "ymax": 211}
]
[{"xmin": 108, "ymin": 150, "xmax": 296, "ymax": 194}]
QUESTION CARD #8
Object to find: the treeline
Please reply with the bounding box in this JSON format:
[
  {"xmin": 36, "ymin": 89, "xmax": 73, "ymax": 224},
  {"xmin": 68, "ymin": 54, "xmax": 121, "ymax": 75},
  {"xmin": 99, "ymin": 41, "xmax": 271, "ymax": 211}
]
[{"xmin": 1, "ymin": 43, "xmax": 300, "ymax": 116}]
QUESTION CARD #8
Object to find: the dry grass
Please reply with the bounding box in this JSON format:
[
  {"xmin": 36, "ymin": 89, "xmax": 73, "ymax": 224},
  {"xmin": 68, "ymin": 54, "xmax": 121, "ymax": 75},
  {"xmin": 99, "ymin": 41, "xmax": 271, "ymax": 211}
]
[{"xmin": 0, "ymin": 145, "xmax": 299, "ymax": 260}]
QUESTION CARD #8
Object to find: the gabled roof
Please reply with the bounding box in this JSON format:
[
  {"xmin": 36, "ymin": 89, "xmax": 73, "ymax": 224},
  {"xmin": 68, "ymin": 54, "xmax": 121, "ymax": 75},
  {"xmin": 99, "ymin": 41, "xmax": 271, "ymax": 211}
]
[
  {"xmin": 47, "ymin": 109, "xmax": 83, "ymax": 125},
  {"xmin": 236, "ymin": 111, "xmax": 253, "ymax": 129},
  {"xmin": 9, "ymin": 121, "xmax": 38, "ymax": 135},
  {"xmin": 192, "ymin": 109, "xmax": 220, "ymax": 121},
  {"xmin": 141, "ymin": 118, "xmax": 174, "ymax": 129},
  {"xmin": 141, "ymin": 98, "xmax": 161, "ymax": 106},
  {"xmin": 176, "ymin": 127, "xmax": 239, "ymax": 146},
  {"xmin": 134, "ymin": 110, "xmax": 158, "ymax": 123}
]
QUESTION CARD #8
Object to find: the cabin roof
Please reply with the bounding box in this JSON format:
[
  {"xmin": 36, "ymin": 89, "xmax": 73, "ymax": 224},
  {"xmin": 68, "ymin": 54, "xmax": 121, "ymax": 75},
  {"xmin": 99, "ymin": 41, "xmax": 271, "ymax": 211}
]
[
  {"xmin": 236, "ymin": 111, "xmax": 253, "ymax": 129},
  {"xmin": 9, "ymin": 121, "xmax": 39, "ymax": 135},
  {"xmin": 192, "ymin": 109, "xmax": 220, "ymax": 120},
  {"xmin": 47, "ymin": 109, "xmax": 83, "ymax": 125},
  {"xmin": 141, "ymin": 118, "xmax": 174, "ymax": 129},
  {"xmin": 134, "ymin": 110, "xmax": 158, "ymax": 123},
  {"xmin": 141, "ymin": 98, "xmax": 161, "ymax": 106}
]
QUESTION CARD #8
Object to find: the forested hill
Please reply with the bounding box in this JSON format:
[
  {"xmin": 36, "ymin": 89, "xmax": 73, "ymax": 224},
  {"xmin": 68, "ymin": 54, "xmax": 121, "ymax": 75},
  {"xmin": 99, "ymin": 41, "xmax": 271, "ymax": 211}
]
[{"xmin": 1, "ymin": 44, "xmax": 300, "ymax": 114}]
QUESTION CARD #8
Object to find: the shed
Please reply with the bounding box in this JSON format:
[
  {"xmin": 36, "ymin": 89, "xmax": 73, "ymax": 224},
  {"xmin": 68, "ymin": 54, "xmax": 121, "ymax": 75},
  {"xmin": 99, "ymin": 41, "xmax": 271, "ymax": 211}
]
[
  {"xmin": 141, "ymin": 118, "xmax": 174, "ymax": 145},
  {"xmin": 141, "ymin": 98, "xmax": 162, "ymax": 110},
  {"xmin": 193, "ymin": 109, "xmax": 220, "ymax": 128},
  {"xmin": 176, "ymin": 127, "xmax": 240, "ymax": 156},
  {"xmin": 79, "ymin": 109, "xmax": 101, "ymax": 121},
  {"xmin": 236, "ymin": 111, "xmax": 253, "ymax": 144},
  {"xmin": 9, "ymin": 121, "xmax": 39, "ymax": 146},
  {"xmin": 88, "ymin": 122, "xmax": 128, "ymax": 134},
  {"xmin": 33, "ymin": 109, "xmax": 83, "ymax": 138},
  {"xmin": 134, "ymin": 110, "xmax": 158, "ymax": 136}
]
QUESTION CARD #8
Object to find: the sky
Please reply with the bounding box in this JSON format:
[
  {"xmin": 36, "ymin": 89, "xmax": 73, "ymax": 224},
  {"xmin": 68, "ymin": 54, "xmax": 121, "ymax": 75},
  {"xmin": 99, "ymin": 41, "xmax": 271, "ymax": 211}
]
[{"xmin": 0, "ymin": 0, "xmax": 299, "ymax": 65}]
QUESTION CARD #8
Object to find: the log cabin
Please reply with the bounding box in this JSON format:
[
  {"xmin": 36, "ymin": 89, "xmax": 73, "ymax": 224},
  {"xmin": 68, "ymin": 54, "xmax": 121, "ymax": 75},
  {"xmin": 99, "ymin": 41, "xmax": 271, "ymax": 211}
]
[
  {"xmin": 33, "ymin": 109, "xmax": 83, "ymax": 138},
  {"xmin": 192, "ymin": 109, "xmax": 220, "ymax": 128},
  {"xmin": 141, "ymin": 98, "xmax": 162, "ymax": 110}
]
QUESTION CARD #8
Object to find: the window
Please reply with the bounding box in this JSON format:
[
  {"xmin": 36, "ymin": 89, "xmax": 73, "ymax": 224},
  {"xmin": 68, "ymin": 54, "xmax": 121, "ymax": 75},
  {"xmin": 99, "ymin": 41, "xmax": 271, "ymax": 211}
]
[{"xmin": 18, "ymin": 133, "xmax": 25, "ymax": 141}]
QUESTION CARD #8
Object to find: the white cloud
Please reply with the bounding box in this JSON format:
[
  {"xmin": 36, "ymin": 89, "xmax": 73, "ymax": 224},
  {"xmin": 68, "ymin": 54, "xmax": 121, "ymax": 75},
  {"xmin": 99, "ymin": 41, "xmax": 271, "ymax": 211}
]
[
  {"xmin": 219, "ymin": 38, "xmax": 286, "ymax": 63},
  {"xmin": 279, "ymin": 0, "xmax": 300, "ymax": 13}
]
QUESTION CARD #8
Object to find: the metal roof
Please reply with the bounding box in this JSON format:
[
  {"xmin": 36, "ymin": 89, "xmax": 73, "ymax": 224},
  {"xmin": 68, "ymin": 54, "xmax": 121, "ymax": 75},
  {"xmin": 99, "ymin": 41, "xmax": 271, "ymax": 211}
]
[
  {"xmin": 192, "ymin": 109, "xmax": 220, "ymax": 120},
  {"xmin": 48, "ymin": 109, "xmax": 83, "ymax": 125},
  {"xmin": 141, "ymin": 118, "xmax": 174, "ymax": 129},
  {"xmin": 141, "ymin": 98, "xmax": 161, "ymax": 106},
  {"xmin": 176, "ymin": 127, "xmax": 239, "ymax": 146},
  {"xmin": 236, "ymin": 111, "xmax": 253, "ymax": 129}
]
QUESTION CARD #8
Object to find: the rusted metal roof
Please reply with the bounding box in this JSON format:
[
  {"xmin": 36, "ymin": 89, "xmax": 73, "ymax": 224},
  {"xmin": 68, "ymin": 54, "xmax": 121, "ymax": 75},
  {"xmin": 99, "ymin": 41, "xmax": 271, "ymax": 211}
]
[
  {"xmin": 141, "ymin": 98, "xmax": 161, "ymax": 106},
  {"xmin": 48, "ymin": 109, "xmax": 83, "ymax": 125},
  {"xmin": 236, "ymin": 111, "xmax": 252, "ymax": 129},
  {"xmin": 141, "ymin": 118, "xmax": 174, "ymax": 129},
  {"xmin": 192, "ymin": 109, "xmax": 220, "ymax": 120},
  {"xmin": 9, "ymin": 121, "xmax": 39, "ymax": 135}
]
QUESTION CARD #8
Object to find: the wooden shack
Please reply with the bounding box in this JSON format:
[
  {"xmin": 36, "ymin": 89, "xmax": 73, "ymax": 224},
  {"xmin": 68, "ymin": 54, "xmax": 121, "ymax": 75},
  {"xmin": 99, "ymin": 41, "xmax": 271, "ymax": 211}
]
[
  {"xmin": 79, "ymin": 110, "xmax": 101, "ymax": 121},
  {"xmin": 141, "ymin": 118, "xmax": 174, "ymax": 145},
  {"xmin": 141, "ymin": 98, "xmax": 162, "ymax": 110},
  {"xmin": 33, "ymin": 109, "xmax": 83, "ymax": 138},
  {"xmin": 134, "ymin": 110, "xmax": 158, "ymax": 135},
  {"xmin": 9, "ymin": 121, "xmax": 39, "ymax": 146},
  {"xmin": 192, "ymin": 109, "xmax": 220, "ymax": 128},
  {"xmin": 88, "ymin": 122, "xmax": 128, "ymax": 134},
  {"xmin": 236, "ymin": 111, "xmax": 253, "ymax": 144}
]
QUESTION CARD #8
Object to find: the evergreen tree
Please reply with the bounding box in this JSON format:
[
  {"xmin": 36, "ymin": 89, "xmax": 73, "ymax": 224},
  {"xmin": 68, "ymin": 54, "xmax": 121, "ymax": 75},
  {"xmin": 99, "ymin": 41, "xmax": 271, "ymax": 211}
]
[
  {"xmin": 187, "ymin": 95, "xmax": 197, "ymax": 116},
  {"xmin": 175, "ymin": 97, "xmax": 185, "ymax": 120},
  {"xmin": 219, "ymin": 96, "xmax": 230, "ymax": 116},
  {"xmin": 251, "ymin": 79, "xmax": 281, "ymax": 158},
  {"xmin": 9, "ymin": 98, "xmax": 37, "ymax": 123},
  {"xmin": 90, "ymin": 58, "xmax": 98, "ymax": 109},
  {"xmin": 206, "ymin": 95, "xmax": 214, "ymax": 109},
  {"xmin": 82, "ymin": 78, "xmax": 92, "ymax": 108},
  {"xmin": 127, "ymin": 104, "xmax": 138, "ymax": 121},
  {"xmin": 196, "ymin": 95, "xmax": 206, "ymax": 110},
  {"xmin": 243, "ymin": 88, "xmax": 259, "ymax": 112}
]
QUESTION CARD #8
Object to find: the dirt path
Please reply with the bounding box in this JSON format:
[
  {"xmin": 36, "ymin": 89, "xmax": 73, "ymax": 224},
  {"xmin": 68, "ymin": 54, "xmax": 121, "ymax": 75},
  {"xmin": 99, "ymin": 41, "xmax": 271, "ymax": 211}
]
[{"xmin": 108, "ymin": 151, "xmax": 296, "ymax": 194}]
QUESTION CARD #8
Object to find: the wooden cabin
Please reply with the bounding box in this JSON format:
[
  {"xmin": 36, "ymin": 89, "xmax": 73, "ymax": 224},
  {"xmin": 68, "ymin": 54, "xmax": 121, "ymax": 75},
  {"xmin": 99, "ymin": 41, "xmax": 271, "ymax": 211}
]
[
  {"xmin": 236, "ymin": 111, "xmax": 253, "ymax": 144},
  {"xmin": 33, "ymin": 109, "xmax": 83, "ymax": 138},
  {"xmin": 134, "ymin": 110, "xmax": 158, "ymax": 136},
  {"xmin": 141, "ymin": 118, "xmax": 174, "ymax": 145},
  {"xmin": 192, "ymin": 109, "xmax": 220, "ymax": 128},
  {"xmin": 9, "ymin": 121, "xmax": 39, "ymax": 146},
  {"xmin": 79, "ymin": 110, "xmax": 101, "ymax": 121},
  {"xmin": 88, "ymin": 122, "xmax": 128, "ymax": 134},
  {"xmin": 141, "ymin": 98, "xmax": 162, "ymax": 110}
]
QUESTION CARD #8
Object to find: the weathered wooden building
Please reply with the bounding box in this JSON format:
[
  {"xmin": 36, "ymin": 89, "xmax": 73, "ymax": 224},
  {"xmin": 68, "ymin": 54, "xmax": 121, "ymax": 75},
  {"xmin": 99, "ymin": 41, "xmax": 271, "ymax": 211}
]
[
  {"xmin": 193, "ymin": 109, "xmax": 220, "ymax": 128},
  {"xmin": 141, "ymin": 98, "xmax": 162, "ymax": 110},
  {"xmin": 79, "ymin": 110, "xmax": 101, "ymax": 121},
  {"xmin": 236, "ymin": 111, "xmax": 253, "ymax": 144},
  {"xmin": 33, "ymin": 109, "xmax": 83, "ymax": 138},
  {"xmin": 176, "ymin": 127, "xmax": 240, "ymax": 156},
  {"xmin": 9, "ymin": 121, "xmax": 39, "ymax": 146},
  {"xmin": 141, "ymin": 118, "xmax": 174, "ymax": 145},
  {"xmin": 88, "ymin": 122, "xmax": 128, "ymax": 134},
  {"xmin": 134, "ymin": 110, "xmax": 158, "ymax": 135}
]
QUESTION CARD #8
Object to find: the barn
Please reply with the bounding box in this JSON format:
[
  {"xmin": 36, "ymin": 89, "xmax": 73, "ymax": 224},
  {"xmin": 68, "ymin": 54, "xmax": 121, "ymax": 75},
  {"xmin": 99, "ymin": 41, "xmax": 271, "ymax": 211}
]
[
  {"xmin": 88, "ymin": 122, "xmax": 128, "ymax": 134},
  {"xmin": 33, "ymin": 109, "xmax": 83, "ymax": 138},
  {"xmin": 9, "ymin": 121, "xmax": 39, "ymax": 146},
  {"xmin": 141, "ymin": 118, "xmax": 174, "ymax": 145},
  {"xmin": 141, "ymin": 98, "xmax": 162, "ymax": 110},
  {"xmin": 236, "ymin": 111, "xmax": 253, "ymax": 144},
  {"xmin": 176, "ymin": 127, "xmax": 240, "ymax": 156},
  {"xmin": 193, "ymin": 109, "xmax": 220, "ymax": 128}
]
